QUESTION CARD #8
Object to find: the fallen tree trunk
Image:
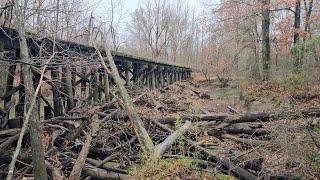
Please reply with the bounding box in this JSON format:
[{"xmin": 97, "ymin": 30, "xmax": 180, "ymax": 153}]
[
  {"xmin": 82, "ymin": 166, "xmax": 130, "ymax": 180},
  {"xmin": 86, "ymin": 158, "xmax": 128, "ymax": 175},
  {"xmin": 153, "ymin": 121, "xmax": 191, "ymax": 158},
  {"xmin": 150, "ymin": 108, "xmax": 320, "ymax": 126},
  {"xmin": 220, "ymin": 134, "xmax": 268, "ymax": 146},
  {"xmin": 0, "ymin": 128, "xmax": 21, "ymax": 137},
  {"xmin": 151, "ymin": 120, "xmax": 257, "ymax": 180},
  {"xmin": 151, "ymin": 113, "xmax": 230, "ymax": 124}
]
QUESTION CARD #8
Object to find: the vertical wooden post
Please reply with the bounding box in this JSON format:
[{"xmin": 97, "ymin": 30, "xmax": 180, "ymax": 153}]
[
  {"xmin": 154, "ymin": 69, "xmax": 159, "ymax": 89},
  {"xmin": 173, "ymin": 70, "xmax": 176, "ymax": 82},
  {"xmin": 160, "ymin": 69, "xmax": 164, "ymax": 87},
  {"xmin": 33, "ymin": 68, "xmax": 41, "ymax": 118},
  {"xmin": 147, "ymin": 71, "xmax": 150, "ymax": 87},
  {"xmin": 0, "ymin": 41, "xmax": 7, "ymax": 105},
  {"xmin": 4, "ymin": 63, "xmax": 16, "ymax": 123},
  {"xmin": 132, "ymin": 63, "xmax": 139, "ymax": 85},
  {"xmin": 0, "ymin": 41, "xmax": 5, "ymax": 92},
  {"xmin": 146, "ymin": 70, "xmax": 150, "ymax": 88},
  {"xmin": 98, "ymin": 70, "xmax": 103, "ymax": 100},
  {"xmin": 15, "ymin": 66, "xmax": 25, "ymax": 120},
  {"xmin": 151, "ymin": 68, "xmax": 156, "ymax": 89},
  {"xmin": 89, "ymin": 70, "xmax": 93, "ymax": 104},
  {"xmin": 123, "ymin": 61, "xmax": 132, "ymax": 86},
  {"xmin": 71, "ymin": 66, "xmax": 76, "ymax": 95},
  {"xmin": 64, "ymin": 62, "xmax": 74, "ymax": 111},
  {"xmin": 81, "ymin": 66, "xmax": 87, "ymax": 100},
  {"xmin": 51, "ymin": 66, "xmax": 63, "ymax": 116},
  {"xmin": 176, "ymin": 71, "xmax": 179, "ymax": 82},
  {"xmin": 103, "ymin": 70, "xmax": 110, "ymax": 102},
  {"xmin": 92, "ymin": 72, "xmax": 99, "ymax": 104},
  {"xmin": 163, "ymin": 69, "xmax": 167, "ymax": 86},
  {"xmin": 125, "ymin": 69, "xmax": 130, "ymax": 86}
]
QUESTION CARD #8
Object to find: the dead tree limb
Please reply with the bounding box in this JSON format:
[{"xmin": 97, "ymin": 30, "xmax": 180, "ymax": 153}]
[
  {"xmin": 68, "ymin": 113, "xmax": 99, "ymax": 180},
  {"xmin": 68, "ymin": 134, "xmax": 93, "ymax": 180},
  {"xmin": 82, "ymin": 166, "xmax": 129, "ymax": 180},
  {"xmin": 153, "ymin": 121, "xmax": 191, "ymax": 158},
  {"xmin": 0, "ymin": 128, "xmax": 21, "ymax": 137},
  {"xmin": 96, "ymin": 45, "xmax": 154, "ymax": 153}
]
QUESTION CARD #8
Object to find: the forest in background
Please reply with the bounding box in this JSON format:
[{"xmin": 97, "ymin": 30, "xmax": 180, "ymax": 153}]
[{"xmin": 1, "ymin": 0, "xmax": 319, "ymax": 81}]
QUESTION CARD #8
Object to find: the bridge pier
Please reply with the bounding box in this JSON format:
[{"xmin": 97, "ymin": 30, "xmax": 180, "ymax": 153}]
[
  {"xmin": 103, "ymin": 70, "xmax": 110, "ymax": 102},
  {"xmin": 159, "ymin": 68, "xmax": 164, "ymax": 87},
  {"xmin": 51, "ymin": 65, "xmax": 63, "ymax": 116}
]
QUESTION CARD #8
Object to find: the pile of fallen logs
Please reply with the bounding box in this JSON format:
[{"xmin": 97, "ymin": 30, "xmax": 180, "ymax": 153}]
[
  {"xmin": 1, "ymin": 46, "xmax": 320, "ymax": 180},
  {"xmin": 2, "ymin": 98, "xmax": 319, "ymax": 179}
]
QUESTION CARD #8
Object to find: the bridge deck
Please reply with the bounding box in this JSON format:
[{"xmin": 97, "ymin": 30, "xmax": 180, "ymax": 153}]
[{"xmin": 0, "ymin": 27, "xmax": 190, "ymax": 70}]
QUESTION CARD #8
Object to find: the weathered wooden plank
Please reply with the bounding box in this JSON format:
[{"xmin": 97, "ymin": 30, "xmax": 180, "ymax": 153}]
[{"xmin": 51, "ymin": 66, "xmax": 63, "ymax": 116}]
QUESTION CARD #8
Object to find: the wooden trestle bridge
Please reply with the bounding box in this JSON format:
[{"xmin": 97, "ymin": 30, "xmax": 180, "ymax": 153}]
[{"xmin": 0, "ymin": 27, "xmax": 191, "ymax": 127}]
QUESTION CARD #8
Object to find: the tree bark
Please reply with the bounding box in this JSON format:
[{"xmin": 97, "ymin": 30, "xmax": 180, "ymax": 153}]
[
  {"xmin": 293, "ymin": 0, "xmax": 302, "ymax": 70},
  {"xmin": 7, "ymin": 29, "xmax": 48, "ymax": 180},
  {"xmin": 261, "ymin": 0, "xmax": 270, "ymax": 81}
]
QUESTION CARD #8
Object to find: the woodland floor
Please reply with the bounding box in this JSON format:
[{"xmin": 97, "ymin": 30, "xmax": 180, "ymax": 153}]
[
  {"xmin": 1, "ymin": 77, "xmax": 320, "ymax": 179},
  {"xmin": 130, "ymin": 78, "xmax": 320, "ymax": 179}
]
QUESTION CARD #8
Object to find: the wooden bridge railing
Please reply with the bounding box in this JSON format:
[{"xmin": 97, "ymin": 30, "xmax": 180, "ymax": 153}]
[{"xmin": 0, "ymin": 27, "xmax": 191, "ymax": 128}]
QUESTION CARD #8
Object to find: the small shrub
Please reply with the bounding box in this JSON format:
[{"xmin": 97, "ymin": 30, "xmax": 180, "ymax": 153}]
[
  {"xmin": 280, "ymin": 72, "xmax": 305, "ymax": 93},
  {"xmin": 130, "ymin": 157, "xmax": 211, "ymax": 179}
]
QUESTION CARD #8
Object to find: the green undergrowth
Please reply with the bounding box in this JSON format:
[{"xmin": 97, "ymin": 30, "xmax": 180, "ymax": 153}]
[
  {"xmin": 129, "ymin": 156, "xmax": 232, "ymax": 179},
  {"xmin": 276, "ymin": 72, "xmax": 306, "ymax": 93},
  {"xmin": 212, "ymin": 88, "xmax": 240, "ymax": 100}
]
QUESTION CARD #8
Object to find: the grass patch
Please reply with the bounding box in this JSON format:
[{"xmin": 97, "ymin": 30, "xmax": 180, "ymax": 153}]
[
  {"xmin": 130, "ymin": 156, "xmax": 231, "ymax": 179},
  {"xmin": 212, "ymin": 88, "xmax": 240, "ymax": 100}
]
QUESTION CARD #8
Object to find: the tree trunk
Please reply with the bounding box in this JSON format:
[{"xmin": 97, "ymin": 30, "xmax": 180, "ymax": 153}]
[
  {"xmin": 293, "ymin": 0, "xmax": 302, "ymax": 70},
  {"xmin": 19, "ymin": 30, "xmax": 48, "ymax": 180},
  {"xmin": 303, "ymin": 0, "xmax": 313, "ymax": 36},
  {"xmin": 261, "ymin": 0, "xmax": 270, "ymax": 81}
]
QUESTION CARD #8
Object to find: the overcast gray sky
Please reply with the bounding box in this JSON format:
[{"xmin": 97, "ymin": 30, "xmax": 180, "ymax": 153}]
[
  {"xmin": 125, "ymin": 0, "xmax": 203, "ymax": 12},
  {"xmin": 88, "ymin": 0, "xmax": 204, "ymax": 21}
]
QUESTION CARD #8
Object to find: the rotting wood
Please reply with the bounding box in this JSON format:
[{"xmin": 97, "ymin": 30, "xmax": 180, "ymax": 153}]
[
  {"xmin": 0, "ymin": 128, "xmax": 21, "ymax": 137},
  {"xmin": 86, "ymin": 158, "xmax": 128, "ymax": 174},
  {"xmin": 68, "ymin": 113, "xmax": 99, "ymax": 180},
  {"xmin": 82, "ymin": 166, "xmax": 130, "ymax": 180}
]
